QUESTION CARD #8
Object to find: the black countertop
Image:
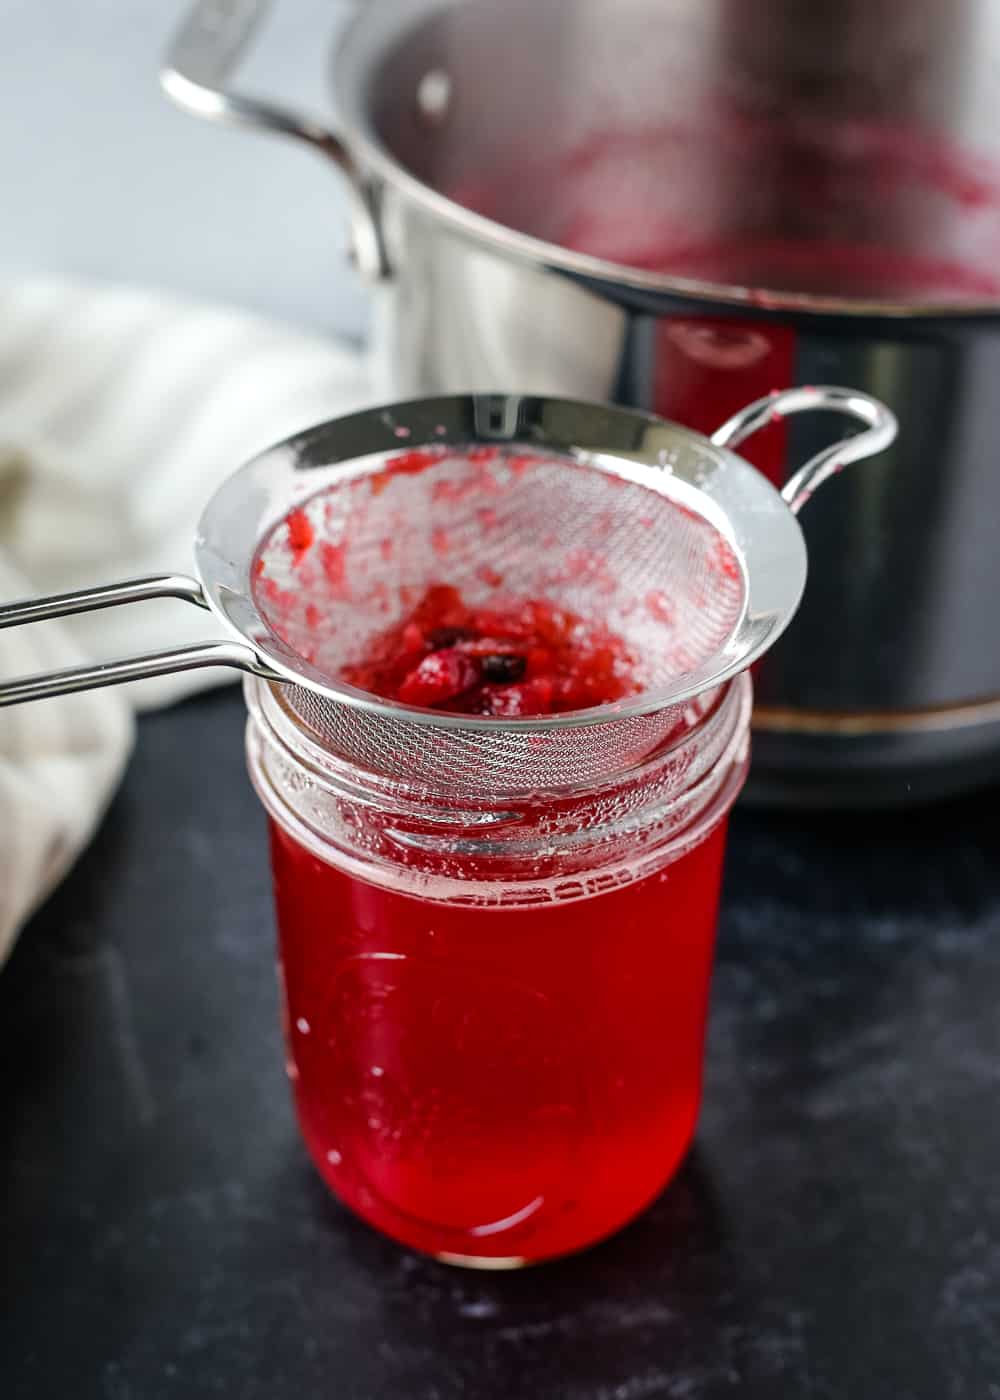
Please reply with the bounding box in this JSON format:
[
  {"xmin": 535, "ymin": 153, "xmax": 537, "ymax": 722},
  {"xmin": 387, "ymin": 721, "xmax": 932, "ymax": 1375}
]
[{"xmin": 3, "ymin": 690, "xmax": 1000, "ymax": 1400}]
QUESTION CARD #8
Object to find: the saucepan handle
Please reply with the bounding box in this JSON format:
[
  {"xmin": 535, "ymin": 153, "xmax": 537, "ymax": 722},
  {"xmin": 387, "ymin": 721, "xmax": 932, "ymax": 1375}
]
[
  {"xmin": 709, "ymin": 386, "xmax": 897, "ymax": 514},
  {"xmin": 0, "ymin": 574, "xmax": 276, "ymax": 707},
  {"xmin": 160, "ymin": 0, "xmax": 389, "ymax": 280}
]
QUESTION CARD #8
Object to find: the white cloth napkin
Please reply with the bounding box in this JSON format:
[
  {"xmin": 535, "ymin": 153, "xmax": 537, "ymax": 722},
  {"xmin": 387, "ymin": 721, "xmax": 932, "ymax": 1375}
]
[{"xmin": 0, "ymin": 280, "xmax": 370, "ymax": 964}]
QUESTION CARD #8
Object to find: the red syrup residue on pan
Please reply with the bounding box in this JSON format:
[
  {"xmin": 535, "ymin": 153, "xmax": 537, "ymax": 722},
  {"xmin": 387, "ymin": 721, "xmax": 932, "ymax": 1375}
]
[{"xmin": 446, "ymin": 117, "xmax": 1000, "ymax": 301}]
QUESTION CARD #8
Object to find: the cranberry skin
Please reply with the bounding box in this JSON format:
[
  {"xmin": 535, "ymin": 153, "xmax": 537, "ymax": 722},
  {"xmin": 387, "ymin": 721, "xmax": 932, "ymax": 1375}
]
[
  {"xmin": 427, "ymin": 625, "xmax": 475, "ymax": 649},
  {"xmin": 286, "ymin": 508, "xmax": 314, "ymax": 560},
  {"xmin": 398, "ymin": 649, "xmax": 479, "ymax": 707},
  {"xmin": 480, "ymin": 677, "xmax": 555, "ymax": 716},
  {"xmin": 480, "ymin": 653, "xmax": 528, "ymax": 684}
]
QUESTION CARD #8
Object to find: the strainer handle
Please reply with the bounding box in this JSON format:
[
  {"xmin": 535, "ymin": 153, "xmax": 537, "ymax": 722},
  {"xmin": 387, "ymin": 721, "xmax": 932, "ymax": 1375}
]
[
  {"xmin": 0, "ymin": 574, "xmax": 276, "ymax": 707},
  {"xmin": 709, "ymin": 385, "xmax": 898, "ymax": 514}
]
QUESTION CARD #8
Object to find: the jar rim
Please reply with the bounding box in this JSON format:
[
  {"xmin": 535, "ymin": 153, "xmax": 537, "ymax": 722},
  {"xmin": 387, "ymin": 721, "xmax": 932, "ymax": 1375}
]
[
  {"xmin": 245, "ymin": 674, "xmax": 751, "ymax": 904},
  {"xmin": 245, "ymin": 674, "xmax": 748, "ymax": 806},
  {"xmin": 247, "ymin": 694, "xmax": 749, "ymax": 905}
]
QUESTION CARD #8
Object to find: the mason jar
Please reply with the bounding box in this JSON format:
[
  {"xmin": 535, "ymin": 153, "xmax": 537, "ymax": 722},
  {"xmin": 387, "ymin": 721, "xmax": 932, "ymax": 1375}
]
[{"xmin": 245, "ymin": 670, "xmax": 751, "ymax": 1267}]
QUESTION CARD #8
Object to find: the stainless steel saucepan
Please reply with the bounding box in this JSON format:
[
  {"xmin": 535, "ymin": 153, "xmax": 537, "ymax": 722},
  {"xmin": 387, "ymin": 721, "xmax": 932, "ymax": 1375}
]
[{"xmin": 162, "ymin": 0, "xmax": 1000, "ymax": 805}]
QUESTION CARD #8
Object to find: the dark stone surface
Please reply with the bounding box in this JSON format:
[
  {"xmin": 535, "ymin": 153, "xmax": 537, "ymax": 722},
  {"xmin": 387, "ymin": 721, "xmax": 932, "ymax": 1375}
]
[{"xmin": 3, "ymin": 689, "xmax": 1000, "ymax": 1400}]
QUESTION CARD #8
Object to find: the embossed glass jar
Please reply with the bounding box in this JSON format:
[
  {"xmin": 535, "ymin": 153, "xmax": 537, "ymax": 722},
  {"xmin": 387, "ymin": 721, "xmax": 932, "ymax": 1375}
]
[{"xmin": 245, "ymin": 671, "xmax": 751, "ymax": 1267}]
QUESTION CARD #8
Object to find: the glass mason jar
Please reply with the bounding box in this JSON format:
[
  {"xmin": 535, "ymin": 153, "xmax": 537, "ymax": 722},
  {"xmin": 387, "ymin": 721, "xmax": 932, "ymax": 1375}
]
[{"xmin": 245, "ymin": 670, "xmax": 752, "ymax": 1267}]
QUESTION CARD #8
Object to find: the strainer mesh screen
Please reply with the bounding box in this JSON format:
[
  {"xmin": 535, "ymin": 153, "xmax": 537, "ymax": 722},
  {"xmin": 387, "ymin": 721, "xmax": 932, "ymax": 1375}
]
[{"xmin": 252, "ymin": 445, "xmax": 744, "ymax": 791}]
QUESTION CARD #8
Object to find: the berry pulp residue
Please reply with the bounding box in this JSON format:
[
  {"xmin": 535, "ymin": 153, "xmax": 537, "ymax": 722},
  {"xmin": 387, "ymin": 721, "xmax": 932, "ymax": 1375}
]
[{"xmin": 341, "ymin": 584, "xmax": 640, "ymax": 716}]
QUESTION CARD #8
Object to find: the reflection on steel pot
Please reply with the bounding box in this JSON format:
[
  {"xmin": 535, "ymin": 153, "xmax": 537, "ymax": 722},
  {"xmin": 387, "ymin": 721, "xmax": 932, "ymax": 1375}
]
[{"xmin": 163, "ymin": 0, "xmax": 1000, "ymax": 805}]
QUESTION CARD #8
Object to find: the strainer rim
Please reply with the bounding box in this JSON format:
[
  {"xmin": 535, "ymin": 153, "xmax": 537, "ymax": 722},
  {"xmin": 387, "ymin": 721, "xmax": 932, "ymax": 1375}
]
[{"xmin": 194, "ymin": 393, "xmax": 806, "ymax": 730}]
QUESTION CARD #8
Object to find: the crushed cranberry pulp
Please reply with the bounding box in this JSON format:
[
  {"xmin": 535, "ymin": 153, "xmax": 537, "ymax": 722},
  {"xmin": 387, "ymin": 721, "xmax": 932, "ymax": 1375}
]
[{"xmin": 342, "ymin": 584, "xmax": 639, "ymax": 716}]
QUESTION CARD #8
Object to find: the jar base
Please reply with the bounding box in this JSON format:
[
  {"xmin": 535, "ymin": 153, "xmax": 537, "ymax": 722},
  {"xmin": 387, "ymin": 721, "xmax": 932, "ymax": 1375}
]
[
  {"xmin": 434, "ymin": 1251, "xmax": 530, "ymax": 1270},
  {"xmin": 305, "ymin": 1117, "xmax": 700, "ymax": 1268}
]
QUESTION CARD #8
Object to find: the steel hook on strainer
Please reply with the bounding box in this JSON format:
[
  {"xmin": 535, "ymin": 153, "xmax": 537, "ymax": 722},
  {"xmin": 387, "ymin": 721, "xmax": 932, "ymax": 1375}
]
[
  {"xmin": 0, "ymin": 389, "xmax": 896, "ymax": 789},
  {"xmin": 709, "ymin": 383, "xmax": 897, "ymax": 514}
]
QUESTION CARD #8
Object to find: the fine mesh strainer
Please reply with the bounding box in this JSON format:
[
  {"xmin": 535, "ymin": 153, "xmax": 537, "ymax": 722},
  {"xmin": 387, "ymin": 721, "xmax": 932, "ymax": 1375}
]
[{"xmin": 0, "ymin": 390, "xmax": 895, "ymax": 791}]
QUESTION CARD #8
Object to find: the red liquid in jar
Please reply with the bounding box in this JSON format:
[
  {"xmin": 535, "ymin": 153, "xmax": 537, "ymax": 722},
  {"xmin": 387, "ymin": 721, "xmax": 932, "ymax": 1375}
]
[{"xmin": 270, "ymin": 813, "xmax": 729, "ymax": 1264}]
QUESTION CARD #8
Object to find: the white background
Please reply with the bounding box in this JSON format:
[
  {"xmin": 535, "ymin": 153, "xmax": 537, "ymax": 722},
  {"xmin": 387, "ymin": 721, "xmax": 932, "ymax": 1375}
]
[{"xmin": 1, "ymin": 0, "xmax": 365, "ymax": 338}]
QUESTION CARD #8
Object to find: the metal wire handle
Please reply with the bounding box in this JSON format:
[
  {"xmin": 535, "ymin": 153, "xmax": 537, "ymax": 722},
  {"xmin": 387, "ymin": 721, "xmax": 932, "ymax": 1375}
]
[
  {"xmin": 0, "ymin": 575, "xmax": 275, "ymax": 707},
  {"xmin": 710, "ymin": 385, "xmax": 898, "ymax": 513}
]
